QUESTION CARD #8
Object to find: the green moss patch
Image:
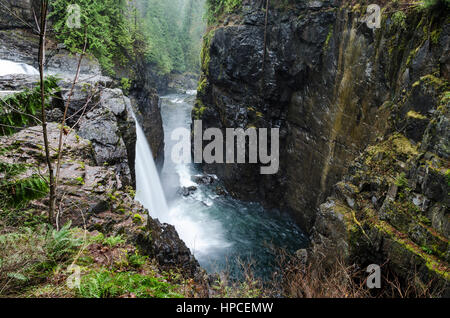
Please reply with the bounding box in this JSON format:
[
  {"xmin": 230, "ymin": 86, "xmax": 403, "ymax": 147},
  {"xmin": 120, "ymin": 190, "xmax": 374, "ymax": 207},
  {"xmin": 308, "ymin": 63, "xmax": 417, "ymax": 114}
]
[{"xmin": 407, "ymin": 110, "xmax": 427, "ymax": 120}]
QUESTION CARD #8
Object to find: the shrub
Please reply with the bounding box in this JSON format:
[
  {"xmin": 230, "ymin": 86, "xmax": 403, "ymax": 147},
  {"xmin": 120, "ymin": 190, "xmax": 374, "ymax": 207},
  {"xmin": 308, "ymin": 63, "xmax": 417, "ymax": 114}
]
[
  {"xmin": 90, "ymin": 232, "xmax": 125, "ymax": 247},
  {"xmin": 128, "ymin": 252, "xmax": 147, "ymax": 269},
  {"xmin": 78, "ymin": 270, "xmax": 182, "ymax": 298},
  {"xmin": 392, "ymin": 11, "xmax": 407, "ymax": 30},
  {"xmin": 44, "ymin": 222, "xmax": 82, "ymax": 265},
  {"xmin": 420, "ymin": 0, "xmax": 450, "ymax": 10},
  {"xmin": 120, "ymin": 78, "xmax": 131, "ymax": 95},
  {"xmin": 395, "ymin": 172, "xmax": 409, "ymax": 188},
  {"xmin": 103, "ymin": 235, "xmax": 125, "ymax": 248},
  {"xmin": 0, "ymin": 77, "xmax": 59, "ymax": 136},
  {"xmin": 205, "ymin": 0, "xmax": 242, "ymax": 24},
  {"xmin": 0, "ymin": 172, "xmax": 49, "ymax": 209},
  {"xmin": 0, "ymin": 223, "xmax": 81, "ymax": 296}
]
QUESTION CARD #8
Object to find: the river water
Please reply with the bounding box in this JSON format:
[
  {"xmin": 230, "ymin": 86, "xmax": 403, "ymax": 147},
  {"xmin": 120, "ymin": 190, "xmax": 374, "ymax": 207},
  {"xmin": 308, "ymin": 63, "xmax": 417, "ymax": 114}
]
[{"xmin": 159, "ymin": 92, "xmax": 308, "ymax": 280}]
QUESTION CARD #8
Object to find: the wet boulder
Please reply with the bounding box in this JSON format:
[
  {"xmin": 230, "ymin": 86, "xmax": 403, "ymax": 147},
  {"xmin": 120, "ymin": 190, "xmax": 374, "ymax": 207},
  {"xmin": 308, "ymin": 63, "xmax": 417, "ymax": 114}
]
[
  {"xmin": 179, "ymin": 186, "xmax": 198, "ymax": 197},
  {"xmin": 136, "ymin": 217, "xmax": 201, "ymax": 278},
  {"xmin": 192, "ymin": 174, "xmax": 216, "ymax": 185}
]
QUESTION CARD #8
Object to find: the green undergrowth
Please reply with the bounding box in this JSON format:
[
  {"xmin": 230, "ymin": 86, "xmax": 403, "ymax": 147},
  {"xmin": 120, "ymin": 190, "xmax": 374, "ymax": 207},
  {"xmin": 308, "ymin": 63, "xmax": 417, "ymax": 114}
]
[
  {"xmin": 0, "ymin": 170, "xmax": 49, "ymax": 209},
  {"xmin": 89, "ymin": 232, "xmax": 126, "ymax": 248},
  {"xmin": 0, "ymin": 178, "xmax": 188, "ymax": 298},
  {"xmin": 0, "ymin": 223, "xmax": 81, "ymax": 296},
  {"xmin": 0, "ymin": 77, "xmax": 59, "ymax": 136},
  {"xmin": 205, "ymin": 0, "xmax": 242, "ymax": 25},
  {"xmin": 0, "ymin": 216, "xmax": 185, "ymax": 298},
  {"xmin": 78, "ymin": 270, "xmax": 182, "ymax": 298},
  {"xmin": 0, "ymin": 146, "xmax": 49, "ymax": 209}
]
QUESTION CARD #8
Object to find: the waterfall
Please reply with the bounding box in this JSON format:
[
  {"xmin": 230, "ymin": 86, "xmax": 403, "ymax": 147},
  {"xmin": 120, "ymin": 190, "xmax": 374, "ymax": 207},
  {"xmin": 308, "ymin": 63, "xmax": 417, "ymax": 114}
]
[
  {"xmin": 0, "ymin": 59, "xmax": 39, "ymax": 76},
  {"xmin": 133, "ymin": 101, "xmax": 230, "ymax": 257},
  {"xmin": 132, "ymin": 94, "xmax": 306, "ymax": 278},
  {"xmin": 134, "ymin": 118, "xmax": 170, "ymax": 223}
]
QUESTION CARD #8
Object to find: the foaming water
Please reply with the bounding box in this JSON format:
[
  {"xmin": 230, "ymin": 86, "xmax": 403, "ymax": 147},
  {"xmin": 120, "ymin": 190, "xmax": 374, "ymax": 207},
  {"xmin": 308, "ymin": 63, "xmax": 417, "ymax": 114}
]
[
  {"xmin": 134, "ymin": 111, "xmax": 228, "ymax": 258},
  {"xmin": 167, "ymin": 201, "xmax": 231, "ymax": 259},
  {"xmin": 160, "ymin": 93, "xmax": 308, "ymax": 280},
  {"xmin": 0, "ymin": 59, "xmax": 39, "ymax": 76}
]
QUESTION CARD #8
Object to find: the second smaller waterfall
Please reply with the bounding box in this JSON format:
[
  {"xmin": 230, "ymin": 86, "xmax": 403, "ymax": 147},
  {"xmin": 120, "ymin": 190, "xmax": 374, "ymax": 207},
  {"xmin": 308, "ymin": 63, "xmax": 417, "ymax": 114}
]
[
  {"xmin": 135, "ymin": 119, "xmax": 170, "ymax": 223},
  {"xmin": 0, "ymin": 59, "xmax": 39, "ymax": 76}
]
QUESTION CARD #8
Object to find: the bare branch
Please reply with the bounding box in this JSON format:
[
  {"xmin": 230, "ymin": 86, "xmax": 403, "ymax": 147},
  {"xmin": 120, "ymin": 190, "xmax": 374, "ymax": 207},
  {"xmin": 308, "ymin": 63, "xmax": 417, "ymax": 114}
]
[
  {"xmin": 54, "ymin": 29, "xmax": 89, "ymax": 191},
  {"xmin": 0, "ymin": 99, "xmax": 43, "ymax": 124}
]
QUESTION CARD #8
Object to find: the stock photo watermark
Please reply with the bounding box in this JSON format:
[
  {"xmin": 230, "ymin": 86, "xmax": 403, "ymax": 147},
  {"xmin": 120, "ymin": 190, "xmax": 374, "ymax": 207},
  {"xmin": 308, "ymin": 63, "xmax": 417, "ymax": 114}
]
[
  {"xmin": 65, "ymin": 3, "xmax": 383, "ymax": 31},
  {"xmin": 171, "ymin": 120, "xmax": 280, "ymax": 175},
  {"xmin": 359, "ymin": 4, "xmax": 382, "ymax": 29},
  {"xmin": 366, "ymin": 264, "xmax": 381, "ymax": 289},
  {"xmin": 66, "ymin": 264, "xmax": 81, "ymax": 289},
  {"xmin": 66, "ymin": 4, "xmax": 81, "ymax": 29}
]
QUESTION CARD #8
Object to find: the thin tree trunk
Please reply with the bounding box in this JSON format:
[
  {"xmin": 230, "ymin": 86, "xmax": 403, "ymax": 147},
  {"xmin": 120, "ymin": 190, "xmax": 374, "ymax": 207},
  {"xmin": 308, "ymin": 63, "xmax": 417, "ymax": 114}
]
[{"xmin": 38, "ymin": 0, "xmax": 55, "ymax": 224}]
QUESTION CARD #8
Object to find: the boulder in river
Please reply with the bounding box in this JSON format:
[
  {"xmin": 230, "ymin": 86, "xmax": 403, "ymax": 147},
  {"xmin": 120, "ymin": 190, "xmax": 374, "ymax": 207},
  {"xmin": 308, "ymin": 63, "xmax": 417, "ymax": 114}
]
[
  {"xmin": 179, "ymin": 186, "xmax": 198, "ymax": 197},
  {"xmin": 192, "ymin": 174, "xmax": 216, "ymax": 185}
]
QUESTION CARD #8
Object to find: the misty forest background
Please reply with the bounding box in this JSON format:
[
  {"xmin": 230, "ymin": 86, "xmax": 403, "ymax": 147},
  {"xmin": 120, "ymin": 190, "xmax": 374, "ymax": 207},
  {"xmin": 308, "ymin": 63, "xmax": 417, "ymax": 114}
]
[{"xmin": 49, "ymin": 0, "xmax": 207, "ymax": 76}]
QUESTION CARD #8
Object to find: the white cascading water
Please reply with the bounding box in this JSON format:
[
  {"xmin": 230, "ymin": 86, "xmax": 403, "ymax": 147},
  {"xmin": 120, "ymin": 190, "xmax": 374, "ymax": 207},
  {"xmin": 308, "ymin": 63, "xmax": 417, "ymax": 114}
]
[
  {"xmin": 134, "ymin": 119, "xmax": 171, "ymax": 223},
  {"xmin": 134, "ymin": 112, "xmax": 229, "ymax": 257},
  {"xmin": 0, "ymin": 59, "xmax": 39, "ymax": 76}
]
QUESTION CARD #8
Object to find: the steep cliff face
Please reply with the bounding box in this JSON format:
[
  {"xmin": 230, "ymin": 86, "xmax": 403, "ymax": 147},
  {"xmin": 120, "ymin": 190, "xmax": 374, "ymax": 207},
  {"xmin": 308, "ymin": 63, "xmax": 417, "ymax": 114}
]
[
  {"xmin": 0, "ymin": 0, "xmax": 39, "ymax": 30},
  {"xmin": 130, "ymin": 76, "xmax": 165, "ymax": 169},
  {"xmin": 0, "ymin": 0, "xmax": 41, "ymax": 66},
  {"xmin": 196, "ymin": 1, "xmax": 366, "ymax": 227},
  {"xmin": 311, "ymin": 131, "xmax": 449, "ymax": 293},
  {"xmin": 196, "ymin": 0, "xmax": 449, "ymax": 290},
  {"xmin": 195, "ymin": 0, "xmax": 449, "ymax": 229}
]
